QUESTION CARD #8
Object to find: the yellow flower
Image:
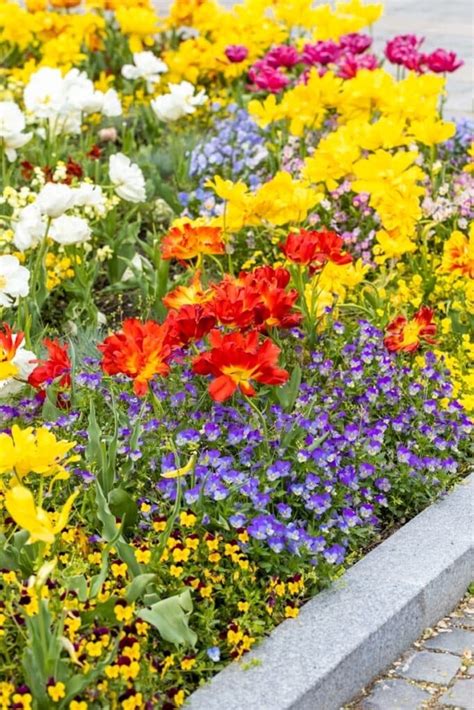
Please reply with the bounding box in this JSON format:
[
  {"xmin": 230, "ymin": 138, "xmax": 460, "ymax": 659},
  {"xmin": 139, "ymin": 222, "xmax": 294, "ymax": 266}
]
[
  {"xmin": 179, "ymin": 510, "xmax": 197, "ymax": 527},
  {"xmin": 161, "ymin": 454, "xmax": 196, "ymax": 479},
  {"xmin": 115, "ymin": 7, "xmax": 160, "ymax": 51},
  {"xmin": 409, "ymin": 118, "xmax": 455, "ymax": 146},
  {"xmin": 0, "ymin": 425, "xmax": 76, "ymax": 482},
  {"xmin": 463, "ymin": 142, "xmax": 474, "ymax": 173},
  {"xmin": 440, "ymin": 229, "xmax": 474, "ymax": 278},
  {"xmin": 248, "ymin": 94, "xmax": 282, "ymax": 128},
  {"xmin": 373, "ymin": 228, "xmax": 417, "ymax": 263},
  {"xmin": 5, "ymin": 486, "xmax": 79, "ymax": 545},
  {"xmin": 180, "ymin": 657, "xmax": 196, "ymax": 671},
  {"xmin": 47, "ymin": 682, "xmax": 66, "ymax": 703},
  {"xmin": 135, "ymin": 547, "xmax": 151, "ymax": 564},
  {"xmin": 352, "ymin": 150, "xmax": 424, "ymax": 202},
  {"xmin": 114, "ymin": 602, "xmax": 135, "ymax": 623},
  {"xmin": 303, "ymin": 125, "xmax": 360, "ymax": 189}
]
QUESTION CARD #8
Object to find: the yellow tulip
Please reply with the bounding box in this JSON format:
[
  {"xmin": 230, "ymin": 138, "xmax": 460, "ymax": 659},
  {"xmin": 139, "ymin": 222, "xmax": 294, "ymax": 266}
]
[
  {"xmin": 161, "ymin": 455, "xmax": 196, "ymax": 479},
  {"xmin": 0, "ymin": 424, "xmax": 76, "ymax": 482},
  {"xmin": 5, "ymin": 486, "xmax": 79, "ymax": 545}
]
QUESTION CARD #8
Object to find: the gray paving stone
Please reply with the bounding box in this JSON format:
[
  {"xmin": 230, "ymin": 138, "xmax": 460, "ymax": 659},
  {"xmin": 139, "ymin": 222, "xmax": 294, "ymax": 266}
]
[
  {"xmin": 440, "ymin": 678, "xmax": 474, "ymax": 709},
  {"xmin": 398, "ymin": 650, "xmax": 461, "ymax": 685},
  {"xmin": 423, "ymin": 629, "xmax": 474, "ymax": 656},
  {"xmin": 452, "ymin": 616, "xmax": 474, "ymax": 629},
  {"xmin": 361, "ymin": 678, "xmax": 431, "ymax": 709}
]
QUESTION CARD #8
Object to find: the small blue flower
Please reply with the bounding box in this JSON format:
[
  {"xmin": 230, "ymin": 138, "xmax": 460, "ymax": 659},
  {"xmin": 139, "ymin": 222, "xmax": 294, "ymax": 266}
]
[{"xmin": 206, "ymin": 646, "xmax": 221, "ymax": 662}]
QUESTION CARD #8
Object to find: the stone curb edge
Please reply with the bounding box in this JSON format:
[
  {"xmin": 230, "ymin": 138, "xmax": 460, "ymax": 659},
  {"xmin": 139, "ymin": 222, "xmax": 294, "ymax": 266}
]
[{"xmin": 187, "ymin": 474, "xmax": 474, "ymax": 710}]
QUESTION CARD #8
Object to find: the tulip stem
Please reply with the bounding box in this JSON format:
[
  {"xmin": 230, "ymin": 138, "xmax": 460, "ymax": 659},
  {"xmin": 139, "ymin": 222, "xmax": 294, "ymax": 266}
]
[{"xmin": 244, "ymin": 395, "xmax": 270, "ymax": 455}]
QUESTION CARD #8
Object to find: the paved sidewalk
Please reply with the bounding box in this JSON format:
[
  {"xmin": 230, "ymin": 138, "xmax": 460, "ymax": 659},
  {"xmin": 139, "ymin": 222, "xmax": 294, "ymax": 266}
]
[{"xmin": 344, "ymin": 592, "xmax": 474, "ymax": 710}]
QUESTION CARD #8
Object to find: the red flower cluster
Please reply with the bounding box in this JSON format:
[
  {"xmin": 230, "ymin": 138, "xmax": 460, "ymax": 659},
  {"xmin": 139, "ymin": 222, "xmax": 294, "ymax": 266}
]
[
  {"xmin": 384, "ymin": 307, "xmax": 436, "ymax": 353},
  {"xmin": 99, "ymin": 266, "xmax": 299, "ymax": 400},
  {"xmin": 20, "ymin": 158, "xmax": 83, "ymax": 185},
  {"xmin": 161, "ymin": 224, "xmax": 225, "ymax": 261},
  {"xmin": 28, "ymin": 339, "xmax": 71, "ymax": 391},
  {"xmin": 165, "ymin": 304, "xmax": 217, "ymax": 347},
  {"xmin": 210, "ymin": 266, "xmax": 301, "ymax": 331},
  {"xmin": 192, "ymin": 330, "xmax": 289, "ymax": 402},
  {"xmin": 98, "ymin": 319, "xmax": 174, "ymax": 396},
  {"xmin": 281, "ymin": 229, "xmax": 352, "ymax": 270}
]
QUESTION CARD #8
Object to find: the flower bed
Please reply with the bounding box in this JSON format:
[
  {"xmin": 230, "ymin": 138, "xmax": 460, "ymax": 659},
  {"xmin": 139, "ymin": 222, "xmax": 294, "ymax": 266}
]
[{"xmin": 0, "ymin": 1, "xmax": 472, "ymax": 708}]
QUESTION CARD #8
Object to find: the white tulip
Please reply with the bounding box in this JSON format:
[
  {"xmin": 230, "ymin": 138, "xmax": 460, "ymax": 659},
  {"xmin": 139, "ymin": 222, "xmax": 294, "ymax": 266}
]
[
  {"xmin": 151, "ymin": 81, "xmax": 207, "ymax": 122},
  {"xmin": 72, "ymin": 183, "xmax": 107, "ymax": 215},
  {"xmin": 23, "ymin": 67, "xmax": 65, "ymax": 120},
  {"xmin": 24, "ymin": 67, "xmax": 122, "ymax": 135},
  {"xmin": 13, "ymin": 204, "xmax": 46, "ymax": 251},
  {"xmin": 49, "ymin": 215, "xmax": 91, "ymax": 245},
  {"xmin": 100, "ymin": 89, "xmax": 122, "ymax": 117},
  {"xmin": 0, "ymin": 101, "xmax": 32, "ymax": 162},
  {"xmin": 0, "ymin": 255, "xmax": 30, "ymax": 306},
  {"xmin": 122, "ymin": 51, "xmax": 168, "ymax": 92},
  {"xmin": 109, "ymin": 153, "xmax": 146, "ymax": 203},
  {"xmin": 36, "ymin": 183, "xmax": 75, "ymax": 218}
]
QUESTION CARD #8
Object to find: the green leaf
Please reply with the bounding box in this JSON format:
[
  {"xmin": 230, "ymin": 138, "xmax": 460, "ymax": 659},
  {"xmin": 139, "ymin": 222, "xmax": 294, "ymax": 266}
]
[
  {"xmin": 41, "ymin": 384, "xmax": 62, "ymax": 421},
  {"xmin": 86, "ymin": 401, "xmax": 105, "ymax": 474},
  {"xmin": 126, "ymin": 574, "xmax": 157, "ymax": 603},
  {"xmin": 138, "ymin": 589, "xmax": 197, "ymax": 647},
  {"xmin": 108, "ymin": 488, "xmax": 138, "ymax": 532},
  {"xmin": 95, "ymin": 484, "xmax": 141, "ymax": 578},
  {"xmin": 64, "ymin": 575, "xmax": 88, "ymax": 603},
  {"xmin": 275, "ymin": 364, "xmax": 301, "ymax": 412}
]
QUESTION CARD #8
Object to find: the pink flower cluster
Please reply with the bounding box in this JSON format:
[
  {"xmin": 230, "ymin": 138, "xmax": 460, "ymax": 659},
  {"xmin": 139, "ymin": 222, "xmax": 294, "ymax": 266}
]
[
  {"xmin": 247, "ymin": 33, "xmax": 379, "ymax": 92},
  {"xmin": 385, "ymin": 35, "xmax": 464, "ymax": 74}
]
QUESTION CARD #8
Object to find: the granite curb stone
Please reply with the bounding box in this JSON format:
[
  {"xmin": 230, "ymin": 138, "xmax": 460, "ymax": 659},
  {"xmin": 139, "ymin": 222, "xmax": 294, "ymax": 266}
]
[{"xmin": 187, "ymin": 475, "xmax": 474, "ymax": 710}]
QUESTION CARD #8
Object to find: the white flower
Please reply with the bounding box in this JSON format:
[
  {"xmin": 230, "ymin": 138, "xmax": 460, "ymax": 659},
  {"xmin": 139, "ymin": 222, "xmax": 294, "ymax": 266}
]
[
  {"xmin": 151, "ymin": 81, "xmax": 207, "ymax": 122},
  {"xmin": 100, "ymin": 89, "xmax": 122, "ymax": 117},
  {"xmin": 36, "ymin": 183, "xmax": 75, "ymax": 218},
  {"xmin": 13, "ymin": 204, "xmax": 46, "ymax": 251},
  {"xmin": 122, "ymin": 51, "xmax": 168, "ymax": 92},
  {"xmin": 49, "ymin": 215, "xmax": 91, "ymax": 245},
  {"xmin": 73, "ymin": 183, "xmax": 106, "ymax": 212},
  {"xmin": 23, "ymin": 67, "xmax": 65, "ymax": 120},
  {"xmin": 24, "ymin": 67, "xmax": 121, "ymax": 135},
  {"xmin": 0, "ymin": 339, "xmax": 36, "ymax": 399},
  {"xmin": 63, "ymin": 68, "xmax": 102, "ymax": 113},
  {"xmin": 109, "ymin": 153, "xmax": 146, "ymax": 203},
  {"xmin": 0, "ymin": 101, "xmax": 32, "ymax": 162},
  {"xmin": 0, "ymin": 255, "xmax": 30, "ymax": 306}
]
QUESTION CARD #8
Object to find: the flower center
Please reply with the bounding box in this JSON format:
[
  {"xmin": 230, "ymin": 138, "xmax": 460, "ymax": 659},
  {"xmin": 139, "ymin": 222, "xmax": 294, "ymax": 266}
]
[
  {"xmin": 222, "ymin": 364, "xmax": 257, "ymax": 385},
  {"xmin": 401, "ymin": 321, "xmax": 422, "ymax": 347}
]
